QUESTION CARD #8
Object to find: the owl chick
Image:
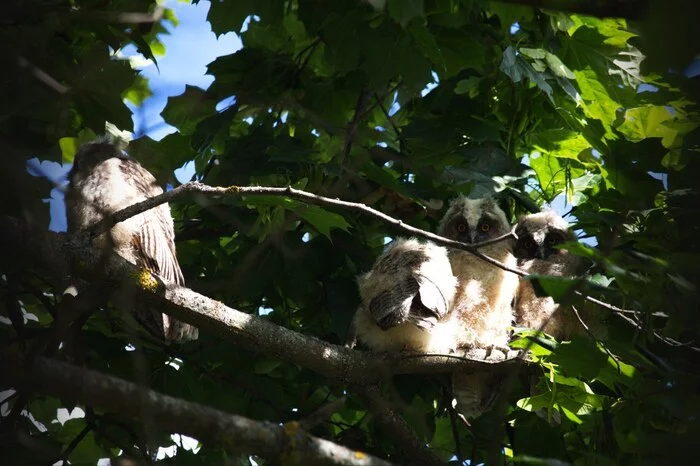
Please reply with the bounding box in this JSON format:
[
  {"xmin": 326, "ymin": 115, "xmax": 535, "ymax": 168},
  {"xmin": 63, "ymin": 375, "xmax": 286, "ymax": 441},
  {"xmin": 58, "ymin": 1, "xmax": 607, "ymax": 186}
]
[
  {"xmin": 65, "ymin": 138, "xmax": 198, "ymax": 341},
  {"xmin": 350, "ymin": 238, "xmax": 459, "ymax": 353},
  {"xmin": 437, "ymin": 196, "xmax": 519, "ymax": 418},
  {"xmin": 438, "ymin": 196, "xmax": 518, "ymax": 350},
  {"xmin": 513, "ymin": 211, "xmax": 600, "ymax": 341}
]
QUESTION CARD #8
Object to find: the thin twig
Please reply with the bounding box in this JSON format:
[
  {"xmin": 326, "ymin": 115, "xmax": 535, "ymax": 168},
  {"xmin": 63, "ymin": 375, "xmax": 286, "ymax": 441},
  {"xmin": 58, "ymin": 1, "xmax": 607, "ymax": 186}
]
[
  {"xmin": 299, "ymin": 397, "xmax": 347, "ymax": 430},
  {"xmin": 373, "ymin": 91, "xmax": 404, "ymax": 150},
  {"xmin": 16, "ymin": 56, "xmax": 69, "ymax": 94},
  {"xmin": 86, "ymin": 408, "xmax": 144, "ymax": 460},
  {"xmin": 343, "ymin": 90, "xmax": 372, "ymax": 160},
  {"xmin": 653, "ymin": 334, "xmax": 700, "ymax": 350},
  {"xmin": 573, "ymin": 292, "xmax": 629, "ymax": 315},
  {"xmin": 88, "ymin": 182, "xmax": 526, "ymax": 276},
  {"xmin": 295, "ymin": 38, "xmax": 321, "ymax": 69},
  {"xmin": 55, "ymin": 425, "xmax": 91, "ymax": 464},
  {"xmin": 84, "ymin": 181, "xmax": 647, "ymax": 317},
  {"xmin": 608, "ymin": 304, "xmax": 700, "ymax": 352},
  {"xmin": 358, "ymin": 82, "xmax": 402, "ymax": 122},
  {"xmin": 571, "ymin": 305, "xmax": 621, "ymax": 372},
  {"xmin": 448, "ymin": 404, "xmax": 464, "ymax": 462}
]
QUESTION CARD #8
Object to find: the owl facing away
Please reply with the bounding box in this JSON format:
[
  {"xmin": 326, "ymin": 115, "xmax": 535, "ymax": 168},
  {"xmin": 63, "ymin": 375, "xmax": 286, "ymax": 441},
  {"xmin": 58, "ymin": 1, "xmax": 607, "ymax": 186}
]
[
  {"xmin": 513, "ymin": 211, "xmax": 603, "ymax": 341},
  {"xmin": 350, "ymin": 238, "xmax": 459, "ymax": 353},
  {"xmin": 437, "ymin": 196, "xmax": 519, "ymax": 419},
  {"xmin": 65, "ymin": 138, "xmax": 198, "ymax": 342}
]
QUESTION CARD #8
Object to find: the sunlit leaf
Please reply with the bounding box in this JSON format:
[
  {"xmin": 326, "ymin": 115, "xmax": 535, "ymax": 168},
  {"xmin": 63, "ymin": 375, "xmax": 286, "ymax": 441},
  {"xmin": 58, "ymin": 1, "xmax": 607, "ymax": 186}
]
[
  {"xmin": 617, "ymin": 106, "xmax": 675, "ymax": 142},
  {"xmin": 500, "ymin": 46, "xmax": 553, "ymax": 102},
  {"xmin": 293, "ymin": 205, "xmax": 351, "ymax": 240}
]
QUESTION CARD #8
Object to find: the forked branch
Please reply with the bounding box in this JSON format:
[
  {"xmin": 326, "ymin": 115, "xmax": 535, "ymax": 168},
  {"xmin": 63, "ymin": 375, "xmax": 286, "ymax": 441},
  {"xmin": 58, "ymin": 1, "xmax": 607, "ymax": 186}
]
[{"xmin": 89, "ymin": 181, "xmax": 636, "ymax": 317}]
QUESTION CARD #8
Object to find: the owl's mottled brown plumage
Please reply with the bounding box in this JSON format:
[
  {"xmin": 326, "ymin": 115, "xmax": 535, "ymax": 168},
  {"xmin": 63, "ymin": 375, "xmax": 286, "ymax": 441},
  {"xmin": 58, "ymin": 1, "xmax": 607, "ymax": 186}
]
[
  {"xmin": 438, "ymin": 196, "xmax": 519, "ymax": 419},
  {"xmin": 351, "ymin": 238, "xmax": 459, "ymax": 353},
  {"xmin": 514, "ymin": 211, "xmax": 602, "ymax": 341},
  {"xmin": 65, "ymin": 138, "xmax": 198, "ymax": 341}
]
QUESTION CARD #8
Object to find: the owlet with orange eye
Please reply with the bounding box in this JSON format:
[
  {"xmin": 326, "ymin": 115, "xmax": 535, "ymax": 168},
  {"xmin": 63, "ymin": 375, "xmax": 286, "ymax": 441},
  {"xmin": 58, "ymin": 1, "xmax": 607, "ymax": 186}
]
[
  {"xmin": 513, "ymin": 211, "xmax": 603, "ymax": 341},
  {"xmin": 436, "ymin": 196, "xmax": 519, "ymax": 419}
]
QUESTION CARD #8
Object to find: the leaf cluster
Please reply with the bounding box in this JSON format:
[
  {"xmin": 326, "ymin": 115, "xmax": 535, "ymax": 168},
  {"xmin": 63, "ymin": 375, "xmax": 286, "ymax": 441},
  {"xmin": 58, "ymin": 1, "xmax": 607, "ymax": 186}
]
[{"xmin": 2, "ymin": 0, "xmax": 700, "ymax": 465}]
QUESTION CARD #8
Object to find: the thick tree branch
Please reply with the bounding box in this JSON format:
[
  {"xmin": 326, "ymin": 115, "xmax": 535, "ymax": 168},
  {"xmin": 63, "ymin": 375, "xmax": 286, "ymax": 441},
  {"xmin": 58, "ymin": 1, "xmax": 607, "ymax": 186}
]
[
  {"xmin": 156, "ymin": 285, "xmax": 521, "ymax": 384},
  {"xmin": 0, "ymin": 217, "xmax": 523, "ymax": 387},
  {"xmin": 2, "ymin": 356, "xmax": 392, "ymax": 466}
]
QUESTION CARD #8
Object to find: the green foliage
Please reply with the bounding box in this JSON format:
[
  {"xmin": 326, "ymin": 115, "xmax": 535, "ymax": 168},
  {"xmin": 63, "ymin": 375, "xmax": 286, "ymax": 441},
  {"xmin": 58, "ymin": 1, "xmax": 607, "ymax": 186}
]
[{"xmin": 2, "ymin": 0, "xmax": 700, "ymax": 465}]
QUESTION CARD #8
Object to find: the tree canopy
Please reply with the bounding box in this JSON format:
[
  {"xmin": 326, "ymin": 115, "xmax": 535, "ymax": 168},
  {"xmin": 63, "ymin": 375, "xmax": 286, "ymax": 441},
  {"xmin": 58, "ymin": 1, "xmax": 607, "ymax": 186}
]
[{"xmin": 2, "ymin": 0, "xmax": 700, "ymax": 465}]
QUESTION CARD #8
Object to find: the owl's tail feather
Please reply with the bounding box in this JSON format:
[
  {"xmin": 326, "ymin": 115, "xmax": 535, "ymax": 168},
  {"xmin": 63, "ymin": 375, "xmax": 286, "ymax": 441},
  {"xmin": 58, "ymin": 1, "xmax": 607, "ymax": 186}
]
[
  {"xmin": 134, "ymin": 307, "xmax": 198, "ymax": 342},
  {"xmin": 164, "ymin": 317, "xmax": 199, "ymax": 341}
]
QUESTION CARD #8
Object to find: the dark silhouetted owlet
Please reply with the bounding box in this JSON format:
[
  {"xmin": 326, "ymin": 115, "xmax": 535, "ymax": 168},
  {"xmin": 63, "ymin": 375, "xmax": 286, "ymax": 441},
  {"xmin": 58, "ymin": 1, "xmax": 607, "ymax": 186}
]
[
  {"xmin": 350, "ymin": 238, "xmax": 459, "ymax": 353},
  {"xmin": 437, "ymin": 196, "xmax": 519, "ymax": 419},
  {"xmin": 513, "ymin": 211, "xmax": 603, "ymax": 341},
  {"xmin": 65, "ymin": 138, "xmax": 198, "ymax": 341}
]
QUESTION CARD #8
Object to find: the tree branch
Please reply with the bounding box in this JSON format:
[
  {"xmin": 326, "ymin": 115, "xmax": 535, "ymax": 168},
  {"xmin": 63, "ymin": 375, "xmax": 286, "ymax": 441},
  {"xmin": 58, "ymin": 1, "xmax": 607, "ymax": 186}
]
[
  {"xmin": 16, "ymin": 55, "xmax": 69, "ymax": 94},
  {"xmin": 2, "ymin": 355, "xmax": 392, "ymax": 466},
  {"xmin": 89, "ymin": 181, "xmax": 526, "ymax": 276},
  {"xmin": 373, "ymin": 91, "xmax": 404, "ymax": 151},
  {"xmin": 354, "ymin": 385, "xmax": 443, "ymax": 466},
  {"xmin": 88, "ymin": 180, "xmax": 653, "ymax": 318},
  {"xmin": 344, "ymin": 89, "xmax": 372, "ymax": 160},
  {"xmin": 299, "ymin": 397, "xmax": 347, "ymax": 430},
  {"xmin": 571, "ymin": 305, "xmax": 621, "ymax": 371},
  {"xmin": 0, "ymin": 217, "xmax": 523, "ymax": 387},
  {"xmin": 55, "ymin": 424, "xmax": 91, "ymax": 464},
  {"xmin": 156, "ymin": 285, "xmax": 521, "ymax": 384}
]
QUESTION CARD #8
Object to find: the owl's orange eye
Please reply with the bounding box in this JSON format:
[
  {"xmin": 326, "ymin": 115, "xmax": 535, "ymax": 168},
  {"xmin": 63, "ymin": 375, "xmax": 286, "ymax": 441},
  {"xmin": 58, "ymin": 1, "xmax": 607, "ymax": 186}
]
[
  {"xmin": 480, "ymin": 223, "xmax": 490, "ymax": 232},
  {"xmin": 457, "ymin": 223, "xmax": 468, "ymax": 232}
]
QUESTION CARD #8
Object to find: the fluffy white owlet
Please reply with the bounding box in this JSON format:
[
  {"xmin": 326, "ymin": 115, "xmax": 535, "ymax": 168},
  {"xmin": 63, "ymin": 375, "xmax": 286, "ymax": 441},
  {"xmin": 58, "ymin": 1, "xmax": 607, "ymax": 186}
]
[
  {"xmin": 65, "ymin": 138, "xmax": 198, "ymax": 341},
  {"xmin": 513, "ymin": 211, "xmax": 603, "ymax": 341},
  {"xmin": 350, "ymin": 238, "xmax": 459, "ymax": 353},
  {"xmin": 437, "ymin": 196, "xmax": 519, "ymax": 419}
]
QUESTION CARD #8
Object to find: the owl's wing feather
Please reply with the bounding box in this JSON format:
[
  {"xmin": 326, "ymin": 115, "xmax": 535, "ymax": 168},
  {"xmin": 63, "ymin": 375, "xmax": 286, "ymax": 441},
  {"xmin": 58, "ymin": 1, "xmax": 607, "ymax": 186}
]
[
  {"xmin": 130, "ymin": 214, "xmax": 198, "ymax": 340},
  {"xmin": 413, "ymin": 273, "xmax": 450, "ymax": 320},
  {"xmin": 368, "ymin": 277, "xmax": 418, "ymax": 330},
  {"xmin": 121, "ymin": 159, "xmax": 196, "ymax": 340},
  {"xmin": 118, "ymin": 158, "xmax": 185, "ymax": 286},
  {"xmin": 131, "ymin": 216, "xmax": 184, "ymax": 286}
]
